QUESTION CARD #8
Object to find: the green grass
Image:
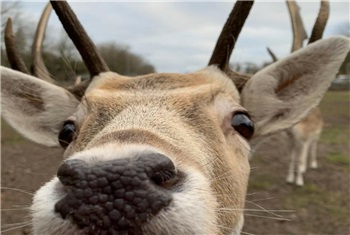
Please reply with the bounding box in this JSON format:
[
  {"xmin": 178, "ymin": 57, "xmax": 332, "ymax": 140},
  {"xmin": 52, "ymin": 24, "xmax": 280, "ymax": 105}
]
[
  {"xmin": 1, "ymin": 119, "xmax": 24, "ymax": 144},
  {"xmin": 283, "ymin": 186, "xmax": 349, "ymax": 228},
  {"xmin": 322, "ymin": 91, "xmax": 350, "ymax": 103},
  {"xmin": 284, "ymin": 184, "xmax": 323, "ymax": 205},
  {"xmin": 248, "ymin": 173, "xmax": 274, "ymax": 190},
  {"xmin": 319, "ymin": 91, "xmax": 350, "ymax": 118},
  {"xmin": 325, "ymin": 151, "xmax": 350, "ymax": 166},
  {"xmin": 319, "ymin": 91, "xmax": 349, "ymax": 146},
  {"xmin": 320, "ymin": 126, "xmax": 349, "ymax": 144},
  {"xmin": 301, "ymin": 184, "xmax": 323, "ymax": 194}
]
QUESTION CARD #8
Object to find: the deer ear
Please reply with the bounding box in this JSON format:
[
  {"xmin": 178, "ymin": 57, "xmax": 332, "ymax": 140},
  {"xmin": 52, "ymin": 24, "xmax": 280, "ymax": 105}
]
[
  {"xmin": 241, "ymin": 36, "xmax": 349, "ymax": 140},
  {"xmin": 1, "ymin": 67, "xmax": 79, "ymax": 147}
]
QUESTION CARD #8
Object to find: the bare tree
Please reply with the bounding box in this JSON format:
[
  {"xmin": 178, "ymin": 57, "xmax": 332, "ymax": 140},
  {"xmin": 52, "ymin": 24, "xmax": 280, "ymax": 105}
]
[
  {"xmin": 1, "ymin": 2, "xmax": 19, "ymax": 34},
  {"xmin": 98, "ymin": 42, "xmax": 155, "ymax": 75},
  {"xmin": 1, "ymin": 5, "xmax": 155, "ymax": 81},
  {"xmin": 1, "ymin": 2, "xmax": 35, "ymax": 68}
]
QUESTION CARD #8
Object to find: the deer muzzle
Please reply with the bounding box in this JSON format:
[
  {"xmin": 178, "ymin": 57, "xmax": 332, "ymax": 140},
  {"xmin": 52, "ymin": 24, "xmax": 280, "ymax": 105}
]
[{"xmin": 54, "ymin": 153, "xmax": 176, "ymax": 234}]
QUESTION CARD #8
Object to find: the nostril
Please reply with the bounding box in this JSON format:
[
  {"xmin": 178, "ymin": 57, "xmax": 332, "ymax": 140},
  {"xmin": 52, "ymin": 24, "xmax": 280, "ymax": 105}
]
[
  {"xmin": 146, "ymin": 153, "xmax": 177, "ymax": 186},
  {"xmin": 57, "ymin": 159, "xmax": 87, "ymax": 187},
  {"xmin": 151, "ymin": 169, "xmax": 176, "ymax": 186}
]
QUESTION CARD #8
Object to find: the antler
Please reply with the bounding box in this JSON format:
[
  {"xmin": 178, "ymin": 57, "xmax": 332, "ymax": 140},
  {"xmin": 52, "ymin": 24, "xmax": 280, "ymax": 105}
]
[
  {"xmin": 266, "ymin": 47, "xmax": 278, "ymax": 62},
  {"xmin": 208, "ymin": 1, "xmax": 254, "ymax": 70},
  {"xmin": 268, "ymin": 0, "xmax": 328, "ymax": 61},
  {"xmin": 286, "ymin": 0, "xmax": 308, "ymax": 52},
  {"xmin": 308, "ymin": 0, "xmax": 329, "ymax": 44},
  {"xmin": 50, "ymin": 1, "xmax": 109, "ymax": 78},
  {"xmin": 31, "ymin": 3, "xmax": 55, "ymax": 82},
  {"xmin": 4, "ymin": 18, "xmax": 30, "ymax": 74},
  {"xmin": 5, "ymin": 3, "xmax": 54, "ymax": 82}
]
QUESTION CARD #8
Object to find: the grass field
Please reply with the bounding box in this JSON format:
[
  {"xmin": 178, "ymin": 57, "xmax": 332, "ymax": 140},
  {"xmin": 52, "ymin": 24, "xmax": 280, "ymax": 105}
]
[{"xmin": 243, "ymin": 91, "xmax": 349, "ymax": 234}]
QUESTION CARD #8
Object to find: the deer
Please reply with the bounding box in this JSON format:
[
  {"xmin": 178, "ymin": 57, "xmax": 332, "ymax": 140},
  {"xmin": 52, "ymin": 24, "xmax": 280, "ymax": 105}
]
[
  {"xmin": 267, "ymin": 0, "xmax": 329, "ymax": 186},
  {"xmin": 1, "ymin": 1, "xmax": 349, "ymax": 234}
]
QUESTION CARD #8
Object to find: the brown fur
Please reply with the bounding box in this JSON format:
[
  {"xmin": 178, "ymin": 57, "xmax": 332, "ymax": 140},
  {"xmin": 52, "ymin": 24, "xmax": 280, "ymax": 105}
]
[
  {"xmin": 293, "ymin": 107, "xmax": 323, "ymax": 140},
  {"xmin": 286, "ymin": 107, "xmax": 324, "ymax": 186},
  {"xmin": 65, "ymin": 69, "xmax": 249, "ymax": 233}
]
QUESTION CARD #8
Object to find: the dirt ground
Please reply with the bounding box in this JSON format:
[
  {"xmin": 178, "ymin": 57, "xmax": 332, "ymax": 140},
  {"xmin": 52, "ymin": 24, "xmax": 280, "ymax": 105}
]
[{"xmin": 1, "ymin": 91, "xmax": 349, "ymax": 235}]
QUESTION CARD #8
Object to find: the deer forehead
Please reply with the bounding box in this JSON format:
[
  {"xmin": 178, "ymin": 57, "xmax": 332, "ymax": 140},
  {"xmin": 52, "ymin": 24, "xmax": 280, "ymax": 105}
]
[
  {"xmin": 77, "ymin": 67, "xmax": 239, "ymax": 128},
  {"xmin": 70, "ymin": 66, "xmax": 240, "ymax": 136},
  {"xmin": 86, "ymin": 66, "xmax": 239, "ymax": 99},
  {"xmin": 68, "ymin": 67, "xmax": 248, "ymax": 167}
]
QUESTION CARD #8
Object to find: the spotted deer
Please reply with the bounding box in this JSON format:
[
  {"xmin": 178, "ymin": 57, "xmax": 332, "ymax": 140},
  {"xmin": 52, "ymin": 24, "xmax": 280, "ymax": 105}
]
[
  {"xmin": 1, "ymin": 1, "xmax": 349, "ymax": 234},
  {"xmin": 267, "ymin": 0, "xmax": 329, "ymax": 186}
]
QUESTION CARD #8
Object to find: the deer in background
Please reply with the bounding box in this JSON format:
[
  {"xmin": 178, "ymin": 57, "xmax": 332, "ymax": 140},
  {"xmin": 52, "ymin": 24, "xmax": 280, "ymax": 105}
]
[
  {"xmin": 267, "ymin": 0, "xmax": 329, "ymax": 186},
  {"xmin": 1, "ymin": 1, "xmax": 348, "ymax": 234}
]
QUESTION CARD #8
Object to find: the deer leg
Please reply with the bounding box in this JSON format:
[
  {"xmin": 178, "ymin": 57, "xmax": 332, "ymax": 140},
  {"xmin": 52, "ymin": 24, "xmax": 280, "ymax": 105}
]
[
  {"xmin": 310, "ymin": 139, "xmax": 319, "ymax": 169},
  {"xmin": 296, "ymin": 140, "xmax": 310, "ymax": 186},
  {"xmin": 301, "ymin": 139, "xmax": 311, "ymax": 173},
  {"xmin": 286, "ymin": 142, "xmax": 298, "ymax": 184}
]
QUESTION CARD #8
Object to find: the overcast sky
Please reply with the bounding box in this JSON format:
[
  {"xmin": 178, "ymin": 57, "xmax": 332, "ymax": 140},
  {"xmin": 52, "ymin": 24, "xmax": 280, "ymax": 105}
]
[{"xmin": 12, "ymin": 1, "xmax": 350, "ymax": 73}]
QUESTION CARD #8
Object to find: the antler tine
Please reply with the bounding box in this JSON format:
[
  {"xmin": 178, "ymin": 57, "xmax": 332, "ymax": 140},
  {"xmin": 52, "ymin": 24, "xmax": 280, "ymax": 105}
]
[
  {"xmin": 50, "ymin": 1, "xmax": 109, "ymax": 79},
  {"xmin": 266, "ymin": 47, "xmax": 278, "ymax": 62},
  {"xmin": 4, "ymin": 18, "xmax": 30, "ymax": 74},
  {"xmin": 286, "ymin": 0, "xmax": 308, "ymax": 52},
  {"xmin": 308, "ymin": 0, "xmax": 329, "ymax": 44},
  {"xmin": 32, "ymin": 3, "xmax": 55, "ymax": 83},
  {"xmin": 208, "ymin": 1, "xmax": 254, "ymax": 70}
]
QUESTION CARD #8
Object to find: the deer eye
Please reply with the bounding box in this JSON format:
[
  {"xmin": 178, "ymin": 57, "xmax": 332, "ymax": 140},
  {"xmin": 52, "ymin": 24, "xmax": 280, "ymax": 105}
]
[
  {"xmin": 231, "ymin": 112, "xmax": 254, "ymax": 140},
  {"xmin": 58, "ymin": 121, "xmax": 76, "ymax": 148}
]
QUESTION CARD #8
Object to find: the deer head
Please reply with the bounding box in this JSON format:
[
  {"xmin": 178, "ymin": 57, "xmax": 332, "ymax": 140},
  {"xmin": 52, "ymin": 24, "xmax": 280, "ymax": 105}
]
[{"xmin": 1, "ymin": 1, "xmax": 348, "ymax": 234}]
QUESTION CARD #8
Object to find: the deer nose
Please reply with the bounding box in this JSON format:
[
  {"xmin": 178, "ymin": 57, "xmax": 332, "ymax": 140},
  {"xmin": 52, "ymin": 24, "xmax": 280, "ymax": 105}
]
[{"xmin": 54, "ymin": 153, "xmax": 176, "ymax": 233}]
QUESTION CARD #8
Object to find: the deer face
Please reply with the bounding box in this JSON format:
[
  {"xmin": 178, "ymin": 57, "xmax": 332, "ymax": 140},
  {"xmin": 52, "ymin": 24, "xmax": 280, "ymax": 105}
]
[
  {"xmin": 28, "ymin": 67, "xmax": 250, "ymax": 235},
  {"xmin": 1, "ymin": 1, "xmax": 349, "ymax": 235}
]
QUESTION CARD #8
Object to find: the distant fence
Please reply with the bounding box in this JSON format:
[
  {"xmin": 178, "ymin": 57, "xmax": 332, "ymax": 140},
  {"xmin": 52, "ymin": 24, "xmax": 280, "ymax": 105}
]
[
  {"xmin": 330, "ymin": 84, "xmax": 350, "ymax": 91},
  {"xmin": 330, "ymin": 75, "xmax": 350, "ymax": 91}
]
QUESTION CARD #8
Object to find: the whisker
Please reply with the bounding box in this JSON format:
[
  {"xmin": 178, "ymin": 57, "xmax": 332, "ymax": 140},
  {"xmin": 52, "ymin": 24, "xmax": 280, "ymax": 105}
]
[
  {"xmin": 217, "ymin": 208, "xmax": 294, "ymax": 213},
  {"xmin": 1, "ymin": 222, "xmax": 31, "ymax": 233},
  {"xmin": 244, "ymin": 213, "xmax": 291, "ymax": 221},
  {"xmin": 10, "ymin": 204, "xmax": 31, "ymax": 208},
  {"xmin": 212, "ymin": 192, "xmax": 236, "ymax": 197},
  {"xmin": 61, "ymin": 51, "xmax": 74, "ymax": 74},
  {"xmin": 1, "ymin": 207, "xmax": 30, "ymax": 211},
  {"xmin": 210, "ymin": 169, "xmax": 236, "ymax": 183},
  {"xmin": 210, "ymin": 165, "xmax": 258, "ymax": 184},
  {"xmin": 1, "ymin": 187, "xmax": 34, "ymax": 196},
  {"xmin": 241, "ymin": 231, "xmax": 256, "ymax": 235},
  {"xmin": 250, "ymin": 196, "xmax": 275, "ymax": 202},
  {"xmin": 245, "ymin": 199, "xmax": 286, "ymax": 218},
  {"xmin": 216, "ymin": 224, "xmax": 233, "ymax": 231},
  {"xmin": 250, "ymin": 166, "xmax": 259, "ymax": 172},
  {"xmin": 2, "ymin": 221, "xmax": 31, "ymax": 227},
  {"xmin": 200, "ymin": 157, "xmax": 217, "ymax": 168}
]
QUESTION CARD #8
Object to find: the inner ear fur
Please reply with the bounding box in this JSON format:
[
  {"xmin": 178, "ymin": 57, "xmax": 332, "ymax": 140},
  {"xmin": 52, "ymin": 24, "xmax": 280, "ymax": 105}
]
[
  {"xmin": 240, "ymin": 36, "xmax": 349, "ymax": 138},
  {"xmin": 1, "ymin": 67, "xmax": 79, "ymax": 147}
]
